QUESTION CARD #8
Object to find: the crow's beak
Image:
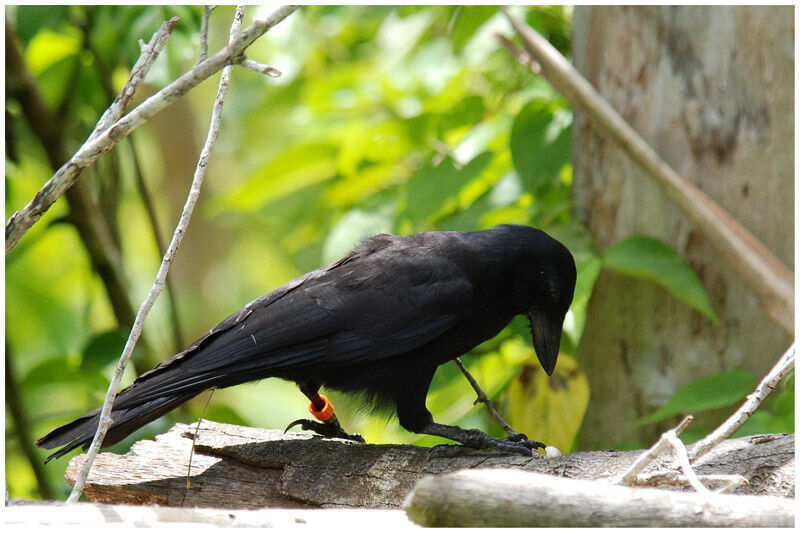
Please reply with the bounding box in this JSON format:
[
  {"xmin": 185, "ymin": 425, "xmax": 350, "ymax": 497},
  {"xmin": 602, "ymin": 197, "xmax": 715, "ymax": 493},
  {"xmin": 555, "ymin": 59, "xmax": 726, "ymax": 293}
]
[{"xmin": 527, "ymin": 310, "xmax": 563, "ymax": 376}]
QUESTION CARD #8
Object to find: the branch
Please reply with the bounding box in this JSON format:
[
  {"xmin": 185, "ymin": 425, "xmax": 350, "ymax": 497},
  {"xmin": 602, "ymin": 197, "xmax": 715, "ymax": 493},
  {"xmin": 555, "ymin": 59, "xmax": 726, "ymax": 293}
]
[
  {"xmin": 67, "ymin": 4, "xmax": 274, "ymax": 503},
  {"xmin": 90, "ymin": 17, "xmax": 179, "ymax": 142},
  {"xmin": 500, "ymin": 8, "xmax": 794, "ymax": 335},
  {"xmin": 62, "ymin": 421, "xmax": 794, "ymax": 508},
  {"xmin": 405, "ymin": 468, "xmax": 793, "ymax": 527},
  {"xmin": 5, "ymin": 5, "xmax": 300, "ymax": 253},
  {"xmin": 689, "ymin": 343, "xmax": 795, "ymax": 462}
]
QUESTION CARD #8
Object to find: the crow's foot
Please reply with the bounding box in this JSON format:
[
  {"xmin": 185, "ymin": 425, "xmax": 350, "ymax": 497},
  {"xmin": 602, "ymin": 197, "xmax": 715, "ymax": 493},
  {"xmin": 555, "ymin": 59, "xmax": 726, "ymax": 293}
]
[{"xmin": 285, "ymin": 418, "xmax": 365, "ymax": 443}]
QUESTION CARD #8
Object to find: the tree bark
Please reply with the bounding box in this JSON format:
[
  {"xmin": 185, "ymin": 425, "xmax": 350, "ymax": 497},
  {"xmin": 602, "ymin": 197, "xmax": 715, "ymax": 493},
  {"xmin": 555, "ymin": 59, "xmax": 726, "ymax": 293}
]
[
  {"xmin": 61, "ymin": 421, "xmax": 793, "ymax": 509},
  {"xmin": 571, "ymin": 5, "xmax": 794, "ymax": 449}
]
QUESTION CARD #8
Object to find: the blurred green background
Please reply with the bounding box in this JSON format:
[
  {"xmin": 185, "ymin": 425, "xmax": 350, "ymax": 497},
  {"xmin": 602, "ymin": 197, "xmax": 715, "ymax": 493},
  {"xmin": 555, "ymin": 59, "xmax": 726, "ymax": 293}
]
[{"xmin": 5, "ymin": 5, "xmax": 792, "ymax": 501}]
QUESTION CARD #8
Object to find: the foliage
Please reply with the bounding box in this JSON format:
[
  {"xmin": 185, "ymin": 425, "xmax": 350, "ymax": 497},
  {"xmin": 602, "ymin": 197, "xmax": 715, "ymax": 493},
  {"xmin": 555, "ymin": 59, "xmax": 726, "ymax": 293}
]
[{"xmin": 602, "ymin": 236, "xmax": 719, "ymax": 322}]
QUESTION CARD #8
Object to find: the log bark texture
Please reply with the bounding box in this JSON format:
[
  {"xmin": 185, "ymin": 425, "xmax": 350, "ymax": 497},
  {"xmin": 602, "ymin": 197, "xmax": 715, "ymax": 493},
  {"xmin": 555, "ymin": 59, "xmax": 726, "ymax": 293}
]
[
  {"xmin": 571, "ymin": 5, "xmax": 794, "ymax": 449},
  {"xmin": 404, "ymin": 469, "xmax": 794, "ymax": 527},
  {"xmin": 63, "ymin": 421, "xmax": 793, "ymax": 509}
]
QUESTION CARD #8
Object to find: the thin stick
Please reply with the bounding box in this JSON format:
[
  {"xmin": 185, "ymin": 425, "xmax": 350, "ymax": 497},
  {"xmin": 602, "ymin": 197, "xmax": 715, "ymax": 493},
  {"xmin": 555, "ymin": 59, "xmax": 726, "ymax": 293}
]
[
  {"xmin": 495, "ymin": 34, "xmax": 540, "ymax": 74},
  {"xmin": 198, "ymin": 6, "xmax": 214, "ymax": 63},
  {"xmin": 90, "ymin": 17, "xmax": 179, "ymax": 142},
  {"xmin": 186, "ymin": 388, "xmax": 216, "ymax": 491},
  {"xmin": 618, "ymin": 415, "xmax": 693, "ymax": 486},
  {"xmin": 663, "ymin": 431, "xmax": 708, "ymax": 493},
  {"xmin": 68, "ymin": 5, "xmax": 251, "ymax": 503},
  {"xmin": 237, "ymin": 57, "xmax": 282, "ymax": 77},
  {"xmin": 500, "ymin": 8, "xmax": 794, "ymax": 334},
  {"xmin": 5, "ymin": 5, "xmax": 299, "ymax": 253},
  {"xmin": 454, "ymin": 357, "xmax": 517, "ymax": 436},
  {"xmin": 689, "ymin": 344, "xmax": 795, "ymax": 462},
  {"xmin": 128, "ymin": 136, "xmax": 185, "ymax": 351}
]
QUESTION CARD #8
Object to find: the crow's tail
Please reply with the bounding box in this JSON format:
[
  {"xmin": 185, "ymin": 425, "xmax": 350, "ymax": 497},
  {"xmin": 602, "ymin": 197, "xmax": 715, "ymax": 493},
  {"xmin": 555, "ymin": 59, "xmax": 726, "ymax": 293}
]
[{"xmin": 35, "ymin": 391, "xmax": 197, "ymax": 463}]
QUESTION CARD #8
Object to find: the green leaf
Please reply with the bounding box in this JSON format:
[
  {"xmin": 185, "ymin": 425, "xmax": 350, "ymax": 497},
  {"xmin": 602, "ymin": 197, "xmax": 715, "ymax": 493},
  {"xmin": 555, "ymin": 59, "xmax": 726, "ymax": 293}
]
[
  {"xmin": 510, "ymin": 98, "xmax": 572, "ymax": 192},
  {"xmin": 639, "ymin": 370, "xmax": 755, "ymax": 425},
  {"xmin": 438, "ymin": 95, "xmax": 486, "ymax": 134},
  {"xmin": 448, "ymin": 6, "xmax": 497, "ymax": 52},
  {"xmin": 81, "ymin": 328, "xmax": 130, "ymax": 372},
  {"xmin": 603, "ymin": 236, "xmax": 719, "ymax": 322},
  {"xmin": 215, "ymin": 143, "xmax": 339, "ymax": 213},
  {"xmin": 405, "ymin": 152, "xmax": 493, "ymax": 226}
]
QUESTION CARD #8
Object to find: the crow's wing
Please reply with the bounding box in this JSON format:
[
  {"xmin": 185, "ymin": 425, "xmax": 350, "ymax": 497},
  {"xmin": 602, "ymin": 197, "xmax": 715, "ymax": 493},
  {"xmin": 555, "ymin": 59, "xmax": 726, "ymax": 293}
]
[{"xmin": 114, "ymin": 248, "xmax": 472, "ymax": 406}]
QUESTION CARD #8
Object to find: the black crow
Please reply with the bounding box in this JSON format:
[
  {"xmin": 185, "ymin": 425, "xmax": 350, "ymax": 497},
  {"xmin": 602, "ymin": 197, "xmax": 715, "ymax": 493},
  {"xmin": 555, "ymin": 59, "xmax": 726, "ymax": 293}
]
[{"xmin": 36, "ymin": 224, "xmax": 576, "ymax": 461}]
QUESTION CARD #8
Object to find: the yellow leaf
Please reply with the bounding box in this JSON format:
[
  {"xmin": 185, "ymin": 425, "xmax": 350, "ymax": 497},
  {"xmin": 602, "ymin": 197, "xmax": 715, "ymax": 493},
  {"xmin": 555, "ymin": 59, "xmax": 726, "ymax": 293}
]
[{"xmin": 506, "ymin": 353, "xmax": 589, "ymax": 453}]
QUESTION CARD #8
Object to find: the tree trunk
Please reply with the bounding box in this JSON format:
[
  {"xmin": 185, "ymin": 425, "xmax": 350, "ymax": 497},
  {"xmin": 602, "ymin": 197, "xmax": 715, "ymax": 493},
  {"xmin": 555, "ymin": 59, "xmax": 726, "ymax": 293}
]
[{"xmin": 571, "ymin": 5, "xmax": 794, "ymax": 449}]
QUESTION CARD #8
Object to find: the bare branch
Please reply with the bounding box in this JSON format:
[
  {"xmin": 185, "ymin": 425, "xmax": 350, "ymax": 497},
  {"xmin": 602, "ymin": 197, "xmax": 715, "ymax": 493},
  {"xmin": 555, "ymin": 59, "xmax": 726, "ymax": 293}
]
[
  {"xmin": 68, "ymin": 4, "xmax": 264, "ymax": 503},
  {"xmin": 689, "ymin": 344, "xmax": 795, "ymax": 462},
  {"xmin": 500, "ymin": 8, "xmax": 794, "ymax": 335},
  {"xmin": 5, "ymin": 5, "xmax": 300, "ymax": 253}
]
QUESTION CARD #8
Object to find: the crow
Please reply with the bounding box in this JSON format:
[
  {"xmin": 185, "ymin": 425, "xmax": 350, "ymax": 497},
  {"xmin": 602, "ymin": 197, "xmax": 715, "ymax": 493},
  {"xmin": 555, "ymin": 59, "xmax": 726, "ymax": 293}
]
[{"xmin": 36, "ymin": 224, "xmax": 576, "ymax": 462}]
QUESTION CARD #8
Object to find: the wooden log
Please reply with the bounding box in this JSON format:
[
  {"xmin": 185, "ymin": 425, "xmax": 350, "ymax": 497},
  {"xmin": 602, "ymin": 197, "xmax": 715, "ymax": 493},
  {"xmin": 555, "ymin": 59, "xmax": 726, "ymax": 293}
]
[
  {"xmin": 5, "ymin": 501, "xmax": 418, "ymax": 528},
  {"xmin": 64, "ymin": 421, "xmax": 793, "ymax": 509},
  {"xmin": 404, "ymin": 469, "xmax": 794, "ymax": 527}
]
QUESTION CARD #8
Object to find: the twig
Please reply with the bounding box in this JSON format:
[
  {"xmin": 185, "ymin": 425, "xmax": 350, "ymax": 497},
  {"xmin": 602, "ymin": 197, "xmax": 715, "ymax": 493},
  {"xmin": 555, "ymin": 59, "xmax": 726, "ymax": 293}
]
[
  {"xmin": 453, "ymin": 357, "xmax": 517, "ymax": 437},
  {"xmin": 618, "ymin": 415, "xmax": 693, "ymax": 486},
  {"xmin": 689, "ymin": 343, "xmax": 795, "ymax": 462},
  {"xmin": 91, "ymin": 17, "xmax": 180, "ymax": 142},
  {"xmin": 500, "ymin": 8, "xmax": 794, "ymax": 335},
  {"xmin": 68, "ymin": 4, "xmax": 258, "ymax": 503},
  {"xmin": 663, "ymin": 430, "xmax": 708, "ymax": 493},
  {"xmin": 185, "ymin": 388, "xmax": 216, "ymax": 492},
  {"xmin": 236, "ymin": 56, "xmax": 282, "ymax": 77},
  {"xmin": 635, "ymin": 471, "xmax": 748, "ymax": 493},
  {"xmin": 495, "ymin": 34, "xmax": 540, "ymax": 74},
  {"xmin": 198, "ymin": 6, "xmax": 214, "ymax": 63},
  {"xmin": 128, "ymin": 136, "xmax": 185, "ymax": 352},
  {"xmin": 5, "ymin": 5, "xmax": 299, "ymax": 253}
]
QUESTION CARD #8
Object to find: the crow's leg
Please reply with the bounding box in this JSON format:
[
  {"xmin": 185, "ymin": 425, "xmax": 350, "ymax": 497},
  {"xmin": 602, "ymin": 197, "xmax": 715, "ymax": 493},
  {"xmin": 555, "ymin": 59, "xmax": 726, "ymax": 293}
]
[
  {"xmin": 417, "ymin": 421, "xmax": 543, "ymax": 456},
  {"xmin": 285, "ymin": 382, "xmax": 365, "ymax": 443},
  {"xmin": 396, "ymin": 371, "xmax": 543, "ymax": 456}
]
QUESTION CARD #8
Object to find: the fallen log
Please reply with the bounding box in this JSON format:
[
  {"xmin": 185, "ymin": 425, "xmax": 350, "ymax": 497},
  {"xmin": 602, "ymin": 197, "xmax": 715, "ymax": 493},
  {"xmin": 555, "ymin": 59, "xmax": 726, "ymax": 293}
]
[
  {"xmin": 404, "ymin": 469, "xmax": 794, "ymax": 527},
  {"xmin": 64, "ymin": 421, "xmax": 793, "ymax": 509}
]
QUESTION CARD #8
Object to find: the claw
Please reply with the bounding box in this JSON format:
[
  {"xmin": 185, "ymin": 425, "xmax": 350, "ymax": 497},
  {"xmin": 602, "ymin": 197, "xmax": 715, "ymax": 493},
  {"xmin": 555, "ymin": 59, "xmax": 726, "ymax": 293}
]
[
  {"xmin": 284, "ymin": 417, "xmax": 365, "ymax": 443},
  {"xmin": 285, "ymin": 418, "xmax": 314, "ymax": 433}
]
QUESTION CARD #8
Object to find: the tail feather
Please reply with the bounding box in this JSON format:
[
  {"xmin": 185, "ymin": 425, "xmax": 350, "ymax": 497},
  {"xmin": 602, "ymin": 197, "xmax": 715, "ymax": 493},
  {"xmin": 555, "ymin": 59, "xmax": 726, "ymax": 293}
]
[{"xmin": 35, "ymin": 393, "xmax": 196, "ymax": 464}]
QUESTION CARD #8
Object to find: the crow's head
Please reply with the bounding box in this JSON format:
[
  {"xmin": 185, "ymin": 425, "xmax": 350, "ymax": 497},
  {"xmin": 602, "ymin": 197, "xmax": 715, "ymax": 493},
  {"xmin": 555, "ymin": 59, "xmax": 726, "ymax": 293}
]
[{"xmin": 501, "ymin": 225, "xmax": 576, "ymax": 376}]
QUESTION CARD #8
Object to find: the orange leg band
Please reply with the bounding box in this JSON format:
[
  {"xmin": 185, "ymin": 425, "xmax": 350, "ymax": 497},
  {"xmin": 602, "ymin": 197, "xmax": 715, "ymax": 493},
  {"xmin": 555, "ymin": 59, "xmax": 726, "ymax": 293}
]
[{"xmin": 308, "ymin": 394, "xmax": 335, "ymax": 422}]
